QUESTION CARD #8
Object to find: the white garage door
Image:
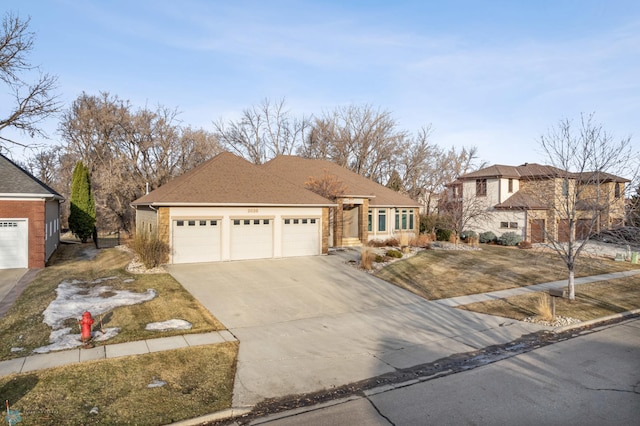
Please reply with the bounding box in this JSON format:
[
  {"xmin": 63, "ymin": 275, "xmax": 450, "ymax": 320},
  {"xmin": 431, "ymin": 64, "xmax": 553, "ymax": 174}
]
[
  {"xmin": 230, "ymin": 218, "xmax": 273, "ymax": 260},
  {"xmin": 0, "ymin": 220, "xmax": 28, "ymax": 269},
  {"xmin": 172, "ymin": 219, "xmax": 221, "ymax": 264},
  {"xmin": 282, "ymin": 218, "xmax": 320, "ymax": 257}
]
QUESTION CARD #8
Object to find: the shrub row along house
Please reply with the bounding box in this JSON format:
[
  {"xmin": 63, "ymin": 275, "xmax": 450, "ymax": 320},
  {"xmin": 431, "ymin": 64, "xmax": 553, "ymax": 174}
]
[
  {"xmin": 0, "ymin": 153, "xmax": 63, "ymax": 269},
  {"xmin": 443, "ymin": 163, "xmax": 628, "ymax": 243},
  {"xmin": 133, "ymin": 152, "xmax": 420, "ymax": 264}
]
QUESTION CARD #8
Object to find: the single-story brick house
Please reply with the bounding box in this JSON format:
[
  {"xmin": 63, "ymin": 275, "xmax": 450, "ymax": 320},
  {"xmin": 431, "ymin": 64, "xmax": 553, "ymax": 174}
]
[
  {"xmin": 133, "ymin": 152, "xmax": 420, "ymax": 264},
  {"xmin": 0, "ymin": 153, "xmax": 63, "ymax": 269}
]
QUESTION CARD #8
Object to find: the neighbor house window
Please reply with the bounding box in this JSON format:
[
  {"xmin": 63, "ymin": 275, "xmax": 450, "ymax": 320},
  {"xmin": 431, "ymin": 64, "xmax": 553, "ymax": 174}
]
[
  {"xmin": 368, "ymin": 209, "xmax": 372, "ymax": 232},
  {"xmin": 562, "ymin": 178, "xmax": 569, "ymax": 197},
  {"xmin": 500, "ymin": 222, "xmax": 508, "ymax": 228},
  {"xmin": 508, "ymin": 178, "xmax": 513, "ymax": 193},
  {"xmin": 476, "ymin": 179, "xmax": 487, "ymax": 196},
  {"xmin": 510, "ymin": 222, "xmax": 518, "ymax": 229},
  {"xmin": 378, "ymin": 209, "xmax": 386, "ymax": 232},
  {"xmin": 615, "ymin": 183, "xmax": 621, "ymax": 199}
]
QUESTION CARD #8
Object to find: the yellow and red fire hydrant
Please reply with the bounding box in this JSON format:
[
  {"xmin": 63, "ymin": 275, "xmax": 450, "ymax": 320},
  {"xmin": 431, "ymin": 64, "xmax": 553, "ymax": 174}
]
[{"xmin": 79, "ymin": 311, "xmax": 94, "ymax": 347}]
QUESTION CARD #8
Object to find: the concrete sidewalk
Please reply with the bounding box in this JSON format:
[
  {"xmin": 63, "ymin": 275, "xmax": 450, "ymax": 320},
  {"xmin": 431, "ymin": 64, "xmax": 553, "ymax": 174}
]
[
  {"xmin": 435, "ymin": 269, "xmax": 640, "ymax": 307},
  {"xmin": 0, "ymin": 330, "xmax": 237, "ymax": 377}
]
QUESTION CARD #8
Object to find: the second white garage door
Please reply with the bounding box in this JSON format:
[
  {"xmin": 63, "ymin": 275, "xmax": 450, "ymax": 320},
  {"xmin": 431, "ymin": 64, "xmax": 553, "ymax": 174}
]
[
  {"xmin": 0, "ymin": 220, "xmax": 28, "ymax": 269},
  {"xmin": 230, "ymin": 219, "xmax": 273, "ymax": 260},
  {"xmin": 282, "ymin": 218, "xmax": 320, "ymax": 257},
  {"xmin": 172, "ymin": 219, "xmax": 221, "ymax": 264}
]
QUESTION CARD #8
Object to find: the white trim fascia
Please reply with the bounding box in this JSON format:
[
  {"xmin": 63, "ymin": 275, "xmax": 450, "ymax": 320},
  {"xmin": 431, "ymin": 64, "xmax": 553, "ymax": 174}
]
[
  {"xmin": 341, "ymin": 194, "xmax": 376, "ymax": 199},
  {"xmin": 0, "ymin": 193, "xmax": 63, "ymax": 201},
  {"xmin": 135, "ymin": 202, "xmax": 338, "ymax": 208}
]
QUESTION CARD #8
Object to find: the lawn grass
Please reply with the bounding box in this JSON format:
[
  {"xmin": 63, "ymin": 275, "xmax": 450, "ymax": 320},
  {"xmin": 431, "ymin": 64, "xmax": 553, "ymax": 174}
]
[
  {"xmin": 375, "ymin": 244, "xmax": 640, "ymax": 300},
  {"xmin": 458, "ymin": 274, "xmax": 640, "ymax": 321},
  {"xmin": 0, "ymin": 243, "xmax": 224, "ymax": 361},
  {"xmin": 0, "ymin": 342, "xmax": 238, "ymax": 425}
]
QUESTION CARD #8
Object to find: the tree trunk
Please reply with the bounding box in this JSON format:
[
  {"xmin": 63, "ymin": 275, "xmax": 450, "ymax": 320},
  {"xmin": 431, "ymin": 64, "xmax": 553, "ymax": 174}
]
[{"xmin": 567, "ymin": 269, "xmax": 575, "ymax": 300}]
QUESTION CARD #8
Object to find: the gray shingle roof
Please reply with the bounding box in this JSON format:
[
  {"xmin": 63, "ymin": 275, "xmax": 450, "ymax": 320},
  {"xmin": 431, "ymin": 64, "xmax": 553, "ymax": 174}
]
[
  {"xmin": 132, "ymin": 152, "xmax": 335, "ymax": 206},
  {"xmin": 0, "ymin": 153, "xmax": 63, "ymax": 199}
]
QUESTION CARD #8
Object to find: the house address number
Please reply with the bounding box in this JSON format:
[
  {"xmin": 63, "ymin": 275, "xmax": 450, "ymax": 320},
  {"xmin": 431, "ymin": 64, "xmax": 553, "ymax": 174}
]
[{"xmin": 248, "ymin": 208, "xmax": 258, "ymax": 213}]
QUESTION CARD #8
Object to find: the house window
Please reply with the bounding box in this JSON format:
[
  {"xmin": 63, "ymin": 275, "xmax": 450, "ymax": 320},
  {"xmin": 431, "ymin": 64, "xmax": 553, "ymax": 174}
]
[
  {"xmin": 615, "ymin": 183, "xmax": 621, "ymax": 199},
  {"xmin": 302, "ymin": 219, "xmax": 308, "ymax": 224},
  {"xmin": 510, "ymin": 222, "xmax": 518, "ymax": 229},
  {"xmin": 284, "ymin": 219, "xmax": 290, "ymax": 225},
  {"xmin": 264, "ymin": 219, "xmax": 269, "ymax": 225},
  {"xmin": 293, "ymin": 219, "xmax": 299, "ymax": 224},
  {"xmin": 402, "ymin": 210, "xmax": 407, "ymax": 229},
  {"xmin": 200, "ymin": 220, "xmax": 206, "ymax": 226},
  {"xmin": 368, "ymin": 209, "xmax": 372, "ymax": 232},
  {"xmin": 378, "ymin": 209, "xmax": 386, "ymax": 232},
  {"xmin": 210, "ymin": 220, "xmax": 217, "ymax": 226},
  {"xmin": 562, "ymin": 179, "xmax": 569, "ymax": 197},
  {"xmin": 254, "ymin": 219, "xmax": 260, "ymax": 225},
  {"xmin": 310, "ymin": 219, "xmax": 316, "ymax": 224},
  {"xmin": 243, "ymin": 219, "xmax": 250, "ymax": 225},
  {"xmin": 188, "ymin": 220, "xmax": 195, "ymax": 226},
  {"xmin": 233, "ymin": 220, "xmax": 241, "ymax": 225},
  {"xmin": 508, "ymin": 178, "xmax": 513, "ymax": 193},
  {"xmin": 177, "ymin": 220, "xmax": 184, "ymax": 226},
  {"xmin": 500, "ymin": 222, "xmax": 509, "ymax": 229},
  {"xmin": 476, "ymin": 179, "xmax": 487, "ymax": 196},
  {"xmin": 395, "ymin": 209, "xmax": 400, "ymax": 229},
  {"xmin": 409, "ymin": 209, "xmax": 414, "ymax": 230}
]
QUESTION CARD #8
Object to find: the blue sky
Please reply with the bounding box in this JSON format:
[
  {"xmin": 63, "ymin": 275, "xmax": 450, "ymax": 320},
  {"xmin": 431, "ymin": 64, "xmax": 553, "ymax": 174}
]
[{"xmin": 2, "ymin": 0, "xmax": 639, "ymax": 166}]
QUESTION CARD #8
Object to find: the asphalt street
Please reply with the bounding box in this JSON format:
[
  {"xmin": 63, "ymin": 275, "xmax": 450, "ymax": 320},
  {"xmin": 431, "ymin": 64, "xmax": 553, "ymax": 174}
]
[{"xmin": 248, "ymin": 316, "xmax": 640, "ymax": 426}]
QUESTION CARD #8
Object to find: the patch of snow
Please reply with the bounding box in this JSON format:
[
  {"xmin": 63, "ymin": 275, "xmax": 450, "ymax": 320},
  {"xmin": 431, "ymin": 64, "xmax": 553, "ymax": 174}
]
[
  {"xmin": 10, "ymin": 347, "xmax": 24, "ymax": 353},
  {"xmin": 89, "ymin": 407, "xmax": 99, "ymax": 415},
  {"xmin": 42, "ymin": 279, "xmax": 157, "ymax": 330},
  {"xmin": 145, "ymin": 319, "xmax": 192, "ymax": 331},
  {"xmin": 33, "ymin": 278, "xmax": 157, "ymax": 353},
  {"xmin": 123, "ymin": 278, "xmax": 135, "ymax": 283},
  {"xmin": 147, "ymin": 379, "xmax": 167, "ymax": 388}
]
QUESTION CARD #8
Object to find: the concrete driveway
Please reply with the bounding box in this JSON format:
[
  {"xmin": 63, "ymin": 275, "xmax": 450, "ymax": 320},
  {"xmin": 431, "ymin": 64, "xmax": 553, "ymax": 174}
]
[
  {"xmin": 0, "ymin": 268, "xmax": 33, "ymax": 318},
  {"xmin": 168, "ymin": 253, "xmax": 547, "ymax": 408}
]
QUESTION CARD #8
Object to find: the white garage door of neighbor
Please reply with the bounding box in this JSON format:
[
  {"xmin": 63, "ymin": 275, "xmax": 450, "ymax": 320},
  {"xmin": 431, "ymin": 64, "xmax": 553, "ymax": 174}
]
[
  {"xmin": 0, "ymin": 220, "xmax": 28, "ymax": 269},
  {"xmin": 282, "ymin": 218, "xmax": 320, "ymax": 257},
  {"xmin": 230, "ymin": 218, "xmax": 273, "ymax": 260},
  {"xmin": 172, "ymin": 219, "xmax": 221, "ymax": 264}
]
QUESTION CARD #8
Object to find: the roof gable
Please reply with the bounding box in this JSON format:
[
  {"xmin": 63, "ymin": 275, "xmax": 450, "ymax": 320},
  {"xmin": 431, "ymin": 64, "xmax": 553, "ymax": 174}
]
[
  {"xmin": 133, "ymin": 152, "xmax": 334, "ymax": 206},
  {"xmin": 0, "ymin": 153, "xmax": 63, "ymax": 199},
  {"xmin": 263, "ymin": 156, "xmax": 420, "ymax": 207}
]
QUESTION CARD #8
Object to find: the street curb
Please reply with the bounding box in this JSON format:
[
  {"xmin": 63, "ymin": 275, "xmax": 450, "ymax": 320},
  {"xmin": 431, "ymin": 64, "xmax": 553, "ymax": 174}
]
[
  {"xmin": 553, "ymin": 308, "xmax": 640, "ymax": 333},
  {"xmin": 170, "ymin": 407, "xmax": 252, "ymax": 425}
]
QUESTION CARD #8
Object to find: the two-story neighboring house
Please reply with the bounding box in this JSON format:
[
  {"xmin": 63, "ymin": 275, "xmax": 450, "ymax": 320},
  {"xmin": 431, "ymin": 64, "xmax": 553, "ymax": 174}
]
[{"xmin": 446, "ymin": 163, "xmax": 628, "ymax": 243}]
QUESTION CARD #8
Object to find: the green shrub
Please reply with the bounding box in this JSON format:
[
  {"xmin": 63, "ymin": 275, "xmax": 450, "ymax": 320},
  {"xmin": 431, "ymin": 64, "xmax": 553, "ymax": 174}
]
[
  {"xmin": 479, "ymin": 231, "xmax": 497, "ymax": 243},
  {"xmin": 499, "ymin": 232, "xmax": 522, "ymax": 246},
  {"xmin": 385, "ymin": 249, "xmax": 403, "ymax": 258},
  {"xmin": 460, "ymin": 230, "xmax": 478, "ymax": 241},
  {"xmin": 435, "ymin": 228, "xmax": 452, "ymax": 242},
  {"xmin": 374, "ymin": 254, "xmax": 385, "ymax": 263},
  {"xmin": 131, "ymin": 232, "xmax": 169, "ymax": 269}
]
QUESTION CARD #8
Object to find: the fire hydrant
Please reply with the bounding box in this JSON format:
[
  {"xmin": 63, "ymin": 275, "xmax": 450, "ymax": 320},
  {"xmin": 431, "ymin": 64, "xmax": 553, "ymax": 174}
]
[{"xmin": 79, "ymin": 311, "xmax": 94, "ymax": 347}]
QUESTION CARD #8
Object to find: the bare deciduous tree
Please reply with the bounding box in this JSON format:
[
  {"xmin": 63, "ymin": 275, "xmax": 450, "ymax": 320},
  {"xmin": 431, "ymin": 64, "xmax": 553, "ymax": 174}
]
[
  {"xmin": 537, "ymin": 113, "xmax": 638, "ymax": 299},
  {"xmin": 214, "ymin": 98, "xmax": 309, "ymax": 164},
  {"xmin": 300, "ymin": 104, "xmax": 406, "ymax": 184},
  {"xmin": 0, "ymin": 12, "xmax": 60, "ymax": 149},
  {"xmin": 57, "ymin": 92, "xmax": 221, "ymax": 232}
]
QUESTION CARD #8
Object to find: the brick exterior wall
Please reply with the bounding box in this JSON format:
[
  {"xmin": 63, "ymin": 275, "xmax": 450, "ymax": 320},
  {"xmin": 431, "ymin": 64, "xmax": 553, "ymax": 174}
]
[{"xmin": 0, "ymin": 200, "xmax": 46, "ymax": 268}]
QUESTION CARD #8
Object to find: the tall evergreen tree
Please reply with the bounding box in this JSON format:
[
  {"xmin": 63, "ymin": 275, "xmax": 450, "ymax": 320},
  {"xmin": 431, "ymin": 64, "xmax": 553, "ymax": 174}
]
[{"xmin": 69, "ymin": 161, "xmax": 96, "ymax": 242}]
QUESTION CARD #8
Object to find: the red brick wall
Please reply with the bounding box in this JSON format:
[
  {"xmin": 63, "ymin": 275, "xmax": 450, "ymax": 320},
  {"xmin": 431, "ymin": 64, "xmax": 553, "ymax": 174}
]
[{"xmin": 0, "ymin": 200, "xmax": 46, "ymax": 268}]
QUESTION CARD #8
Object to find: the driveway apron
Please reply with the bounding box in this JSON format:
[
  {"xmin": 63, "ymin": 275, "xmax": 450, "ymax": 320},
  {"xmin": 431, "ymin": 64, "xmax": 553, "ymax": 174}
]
[{"xmin": 168, "ymin": 255, "xmax": 547, "ymax": 408}]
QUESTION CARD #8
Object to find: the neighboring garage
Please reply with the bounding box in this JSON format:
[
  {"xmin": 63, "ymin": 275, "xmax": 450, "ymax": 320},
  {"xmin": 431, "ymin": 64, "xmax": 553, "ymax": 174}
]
[
  {"xmin": 0, "ymin": 153, "xmax": 63, "ymax": 269},
  {"xmin": 0, "ymin": 219, "xmax": 28, "ymax": 269}
]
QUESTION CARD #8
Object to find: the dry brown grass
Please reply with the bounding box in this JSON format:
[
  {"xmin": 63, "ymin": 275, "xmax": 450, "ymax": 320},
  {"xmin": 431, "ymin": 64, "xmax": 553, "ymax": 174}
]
[
  {"xmin": 399, "ymin": 232, "xmax": 410, "ymax": 247},
  {"xmin": 375, "ymin": 244, "xmax": 640, "ymax": 300},
  {"xmin": 0, "ymin": 342, "xmax": 238, "ymax": 425},
  {"xmin": 360, "ymin": 246, "xmax": 375, "ymax": 270},
  {"xmin": 0, "ymin": 243, "xmax": 224, "ymax": 361},
  {"xmin": 409, "ymin": 234, "xmax": 432, "ymax": 248},
  {"xmin": 535, "ymin": 294, "xmax": 553, "ymax": 321},
  {"xmin": 458, "ymin": 274, "xmax": 640, "ymax": 321}
]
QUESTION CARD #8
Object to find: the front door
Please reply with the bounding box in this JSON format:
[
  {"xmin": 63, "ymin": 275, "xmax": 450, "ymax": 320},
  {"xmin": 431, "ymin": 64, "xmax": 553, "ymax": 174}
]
[{"xmin": 530, "ymin": 219, "xmax": 545, "ymax": 243}]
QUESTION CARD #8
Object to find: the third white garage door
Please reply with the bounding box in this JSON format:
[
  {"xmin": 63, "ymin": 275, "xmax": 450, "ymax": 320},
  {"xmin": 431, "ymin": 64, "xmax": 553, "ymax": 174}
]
[
  {"xmin": 282, "ymin": 218, "xmax": 320, "ymax": 257},
  {"xmin": 172, "ymin": 219, "xmax": 221, "ymax": 263},
  {"xmin": 230, "ymin": 218, "xmax": 273, "ymax": 260}
]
